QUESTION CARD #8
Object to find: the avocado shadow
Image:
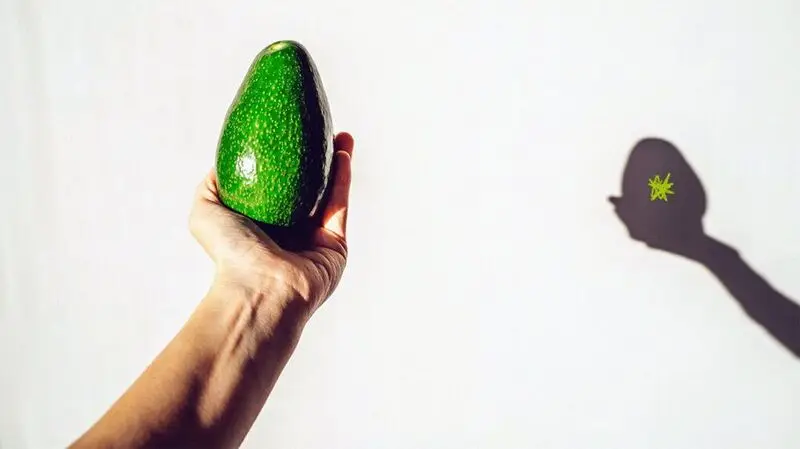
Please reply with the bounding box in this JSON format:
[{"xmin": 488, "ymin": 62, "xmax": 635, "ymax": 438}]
[
  {"xmin": 609, "ymin": 137, "xmax": 800, "ymax": 359},
  {"xmin": 255, "ymin": 219, "xmax": 318, "ymax": 252}
]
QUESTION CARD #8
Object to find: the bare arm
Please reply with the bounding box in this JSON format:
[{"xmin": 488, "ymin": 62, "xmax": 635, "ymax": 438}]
[
  {"xmin": 71, "ymin": 281, "xmax": 309, "ymax": 449},
  {"xmin": 72, "ymin": 132, "xmax": 354, "ymax": 449}
]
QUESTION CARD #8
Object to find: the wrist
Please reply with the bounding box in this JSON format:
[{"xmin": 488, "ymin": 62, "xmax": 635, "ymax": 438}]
[
  {"xmin": 193, "ymin": 276, "xmax": 311, "ymax": 352},
  {"xmin": 161, "ymin": 279, "xmax": 309, "ymax": 439}
]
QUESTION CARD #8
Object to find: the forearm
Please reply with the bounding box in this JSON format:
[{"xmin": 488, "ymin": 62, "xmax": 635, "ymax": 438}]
[{"xmin": 71, "ymin": 281, "xmax": 310, "ymax": 449}]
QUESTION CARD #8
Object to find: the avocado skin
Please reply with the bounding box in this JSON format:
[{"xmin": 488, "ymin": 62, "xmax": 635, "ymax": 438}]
[{"xmin": 215, "ymin": 40, "xmax": 333, "ymax": 227}]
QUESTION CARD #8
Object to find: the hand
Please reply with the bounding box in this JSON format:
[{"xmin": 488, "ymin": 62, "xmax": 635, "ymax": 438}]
[
  {"xmin": 609, "ymin": 138, "xmax": 708, "ymax": 260},
  {"xmin": 608, "ymin": 194, "xmax": 706, "ymax": 258},
  {"xmin": 189, "ymin": 132, "xmax": 354, "ymax": 315}
]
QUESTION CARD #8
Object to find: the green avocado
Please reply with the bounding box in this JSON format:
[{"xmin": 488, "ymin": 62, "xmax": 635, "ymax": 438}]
[{"xmin": 215, "ymin": 40, "xmax": 334, "ymax": 227}]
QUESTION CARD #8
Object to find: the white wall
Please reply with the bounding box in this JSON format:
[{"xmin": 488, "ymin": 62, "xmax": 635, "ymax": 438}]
[{"xmin": 2, "ymin": 0, "xmax": 800, "ymax": 447}]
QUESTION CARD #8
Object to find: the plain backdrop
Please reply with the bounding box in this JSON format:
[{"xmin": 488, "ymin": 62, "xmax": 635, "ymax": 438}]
[{"xmin": 2, "ymin": 0, "xmax": 799, "ymax": 448}]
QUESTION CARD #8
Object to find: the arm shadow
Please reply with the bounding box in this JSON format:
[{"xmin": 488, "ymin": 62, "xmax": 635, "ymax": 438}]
[{"xmin": 609, "ymin": 137, "xmax": 800, "ymax": 359}]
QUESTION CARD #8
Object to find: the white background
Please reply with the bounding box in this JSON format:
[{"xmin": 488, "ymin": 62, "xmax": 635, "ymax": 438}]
[{"xmin": 2, "ymin": 0, "xmax": 800, "ymax": 448}]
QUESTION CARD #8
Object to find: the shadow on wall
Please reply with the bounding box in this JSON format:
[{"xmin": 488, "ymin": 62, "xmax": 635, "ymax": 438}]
[{"xmin": 608, "ymin": 137, "xmax": 800, "ymax": 359}]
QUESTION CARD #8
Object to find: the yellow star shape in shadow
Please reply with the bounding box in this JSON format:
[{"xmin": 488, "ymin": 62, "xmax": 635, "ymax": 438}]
[{"xmin": 648, "ymin": 172, "xmax": 675, "ymax": 202}]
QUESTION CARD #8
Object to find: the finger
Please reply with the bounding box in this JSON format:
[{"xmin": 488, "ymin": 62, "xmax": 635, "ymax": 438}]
[
  {"xmin": 608, "ymin": 196, "xmax": 620, "ymax": 206},
  {"xmin": 195, "ymin": 168, "xmax": 221, "ymax": 203},
  {"xmin": 334, "ymin": 132, "xmax": 354, "ymax": 157},
  {"xmin": 321, "ymin": 148, "xmax": 353, "ymax": 240},
  {"xmin": 320, "ymin": 132, "xmax": 354, "ymax": 239}
]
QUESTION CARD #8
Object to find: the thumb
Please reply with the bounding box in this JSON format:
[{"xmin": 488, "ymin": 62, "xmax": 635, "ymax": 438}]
[
  {"xmin": 320, "ymin": 133, "xmax": 354, "ymax": 241},
  {"xmin": 608, "ymin": 196, "xmax": 621, "ymax": 206}
]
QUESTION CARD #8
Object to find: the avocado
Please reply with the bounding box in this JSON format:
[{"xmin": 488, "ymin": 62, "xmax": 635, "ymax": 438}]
[{"xmin": 215, "ymin": 40, "xmax": 334, "ymax": 227}]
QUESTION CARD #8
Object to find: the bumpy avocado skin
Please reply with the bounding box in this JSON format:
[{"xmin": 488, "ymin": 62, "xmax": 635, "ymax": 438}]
[{"xmin": 216, "ymin": 40, "xmax": 333, "ymax": 227}]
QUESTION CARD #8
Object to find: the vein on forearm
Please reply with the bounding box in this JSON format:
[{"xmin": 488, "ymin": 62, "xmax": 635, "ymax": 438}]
[{"xmin": 71, "ymin": 286, "xmax": 308, "ymax": 449}]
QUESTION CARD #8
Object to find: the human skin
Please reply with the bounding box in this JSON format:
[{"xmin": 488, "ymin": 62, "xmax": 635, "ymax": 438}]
[{"xmin": 70, "ymin": 132, "xmax": 354, "ymax": 449}]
